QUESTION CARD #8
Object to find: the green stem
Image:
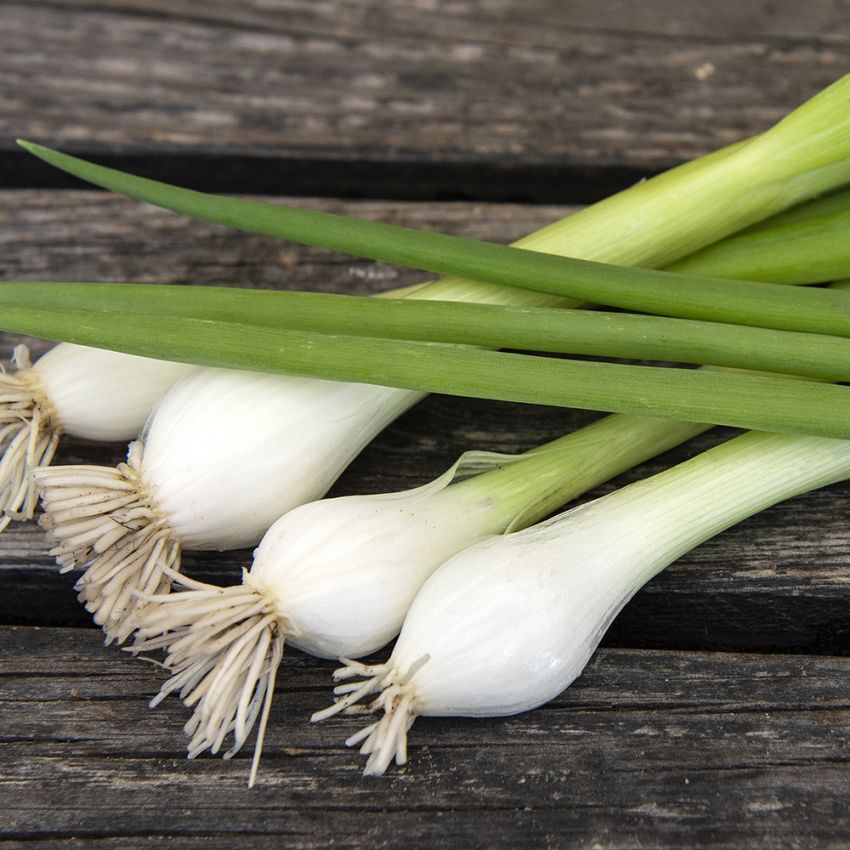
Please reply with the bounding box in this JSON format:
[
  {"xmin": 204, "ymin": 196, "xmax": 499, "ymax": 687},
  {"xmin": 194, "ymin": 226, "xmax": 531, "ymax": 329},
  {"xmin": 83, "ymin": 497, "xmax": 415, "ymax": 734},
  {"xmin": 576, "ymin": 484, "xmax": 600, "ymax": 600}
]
[
  {"xmin": 3, "ymin": 304, "xmax": 850, "ymax": 439},
  {"xmin": 605, "ymin": 430, "xmax": 850, "ymax": 579},
  {"xmin": 743, "ymin": 186, "xmax": 850, "ymax": 232},
  {"xmin": 4, "ymin": 282, "xmax": 850, "ymax": 381},
  {"xmin": 453, "ymin": 413, "xmax": 710, "ymax": 533},
  {"xmin": 18, "ymin": 142, "xmax": 850, "ymax": 338},
  {"xmin": 665, "ymin": 209, "xmax": 850, "ymax": 283}
]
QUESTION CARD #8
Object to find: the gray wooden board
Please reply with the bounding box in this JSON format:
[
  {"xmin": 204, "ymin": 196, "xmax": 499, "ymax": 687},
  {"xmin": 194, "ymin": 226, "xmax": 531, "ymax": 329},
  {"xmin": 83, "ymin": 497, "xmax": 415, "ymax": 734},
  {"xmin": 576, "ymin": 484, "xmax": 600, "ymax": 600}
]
[
  {"xmin": 4, "ymin": 4, "xmax": 850, "ymax": 845},
  {"xmin": 1, "ymin": 190, "xmax": 850, "ymax": 654},
  {"xmin": 2, "ymin": 626, "xmax": 850, "ymax": 848},
  {"xmin": 2, "ymin": 1, "xmax": 848, "ymax": 199}
]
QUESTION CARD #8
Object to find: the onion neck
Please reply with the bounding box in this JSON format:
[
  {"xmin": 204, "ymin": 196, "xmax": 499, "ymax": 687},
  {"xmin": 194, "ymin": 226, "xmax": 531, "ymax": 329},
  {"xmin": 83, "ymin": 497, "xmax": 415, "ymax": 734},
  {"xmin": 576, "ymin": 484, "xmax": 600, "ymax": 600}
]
[{"xmin": 570, "ymin": 430, "xmax": 850, "ymax": 588}]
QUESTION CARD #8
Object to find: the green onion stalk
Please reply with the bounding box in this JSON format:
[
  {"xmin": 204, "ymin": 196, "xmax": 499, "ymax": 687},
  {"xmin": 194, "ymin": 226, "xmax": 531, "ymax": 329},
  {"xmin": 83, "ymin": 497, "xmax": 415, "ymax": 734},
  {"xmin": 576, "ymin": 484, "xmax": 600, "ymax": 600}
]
[
  {"xmin": 6, "ymin": 279, "xmax": 850, "ymax": 381},
  {"xmin": 665, "ymin": 203, "xmax": 850, "ymax": 283}
]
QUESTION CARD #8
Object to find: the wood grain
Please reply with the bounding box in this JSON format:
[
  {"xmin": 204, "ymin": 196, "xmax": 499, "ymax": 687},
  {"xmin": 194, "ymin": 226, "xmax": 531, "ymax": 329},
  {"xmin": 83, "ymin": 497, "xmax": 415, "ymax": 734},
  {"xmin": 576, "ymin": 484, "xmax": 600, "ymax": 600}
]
[
  {"xmin": 2, "ymin": 190, "xmax": 850, "ymax": 653},
  {"xmin": 5, "ymin": 4, "xmax": 850, "ymax": 845},
  {"xmin": 2, "ymin": 626, "xmax": 850, "ymax": 848},
  {"xmin": 3, "ymin": 1, "xmax": 848, "ymax": 199}
]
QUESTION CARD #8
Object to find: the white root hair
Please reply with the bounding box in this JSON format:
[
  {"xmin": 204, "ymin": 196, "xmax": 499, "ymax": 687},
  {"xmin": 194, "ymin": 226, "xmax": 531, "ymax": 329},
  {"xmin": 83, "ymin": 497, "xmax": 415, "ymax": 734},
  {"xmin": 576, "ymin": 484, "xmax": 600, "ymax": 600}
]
[
  {"xmin": 34, "ymin": 440, "xmax": 179, "ymax": 643},
  {"xmin": 130, "ymin": 573, "xmax": 289, "ymax": 788},
  {"xmin": 0, "ymin": 346, "xmax": 62, "ymax": 532},
  {"xmin": 311, "ymin": 655, "xmax": 429, "ymax": 776}
]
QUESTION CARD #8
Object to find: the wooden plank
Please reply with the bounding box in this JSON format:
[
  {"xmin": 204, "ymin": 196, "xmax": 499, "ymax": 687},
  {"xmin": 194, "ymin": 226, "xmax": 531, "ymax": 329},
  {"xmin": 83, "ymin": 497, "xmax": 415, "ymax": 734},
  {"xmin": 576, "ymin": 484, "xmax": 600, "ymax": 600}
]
[
  {"xmin": 3, "ymin": 1, "xmax": 848, "ymax": 199},
  {"xmin": 2, "ymin": 626, "xmax": 850, "ymax": 848},
  {"xmin": 2, "ymin": 190, "xmax": 850, "ymax": 653}
]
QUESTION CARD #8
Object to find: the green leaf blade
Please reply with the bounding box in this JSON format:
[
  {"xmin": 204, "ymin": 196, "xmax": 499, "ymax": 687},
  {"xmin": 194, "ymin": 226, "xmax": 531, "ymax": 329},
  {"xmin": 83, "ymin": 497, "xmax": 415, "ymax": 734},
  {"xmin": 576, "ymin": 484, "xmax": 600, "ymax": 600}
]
[
  {"xmin": 4, "ymin": 303, "xmax": 850, "ymax": 440},
  {"xmin": 19, "ymin": 140, "xmax": 850, "ymax": 339}
]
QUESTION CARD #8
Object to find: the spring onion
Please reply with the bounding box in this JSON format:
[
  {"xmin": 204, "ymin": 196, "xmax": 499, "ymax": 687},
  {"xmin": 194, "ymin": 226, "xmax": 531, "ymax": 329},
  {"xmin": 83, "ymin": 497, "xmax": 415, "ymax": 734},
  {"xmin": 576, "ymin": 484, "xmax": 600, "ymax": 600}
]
[
  {"xmin": 312, "ymin": 429, "xmax": 850, "ymax": 776},
  {"xmin": 25, "ymin": 75, "xmax": 850, "ymax": 643}
]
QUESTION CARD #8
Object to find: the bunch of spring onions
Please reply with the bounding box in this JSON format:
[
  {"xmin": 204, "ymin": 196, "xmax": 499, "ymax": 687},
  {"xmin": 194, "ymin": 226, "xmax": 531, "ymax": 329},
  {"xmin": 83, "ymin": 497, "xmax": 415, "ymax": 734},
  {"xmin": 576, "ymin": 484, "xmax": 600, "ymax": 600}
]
[
  {"xmin": 2, "ymin": 73, "xmax": 847, "ymax": 643},
  {"xmin": 2, "ymin": 74, "xmax": 850, "ymax": 782},
  {"xmin": 9, "ymin": 229, "xmax": 850, "ymax": 639},
  {"xmin": 10, "ymin": 181, "xmax": 850, "ymax": 780}
]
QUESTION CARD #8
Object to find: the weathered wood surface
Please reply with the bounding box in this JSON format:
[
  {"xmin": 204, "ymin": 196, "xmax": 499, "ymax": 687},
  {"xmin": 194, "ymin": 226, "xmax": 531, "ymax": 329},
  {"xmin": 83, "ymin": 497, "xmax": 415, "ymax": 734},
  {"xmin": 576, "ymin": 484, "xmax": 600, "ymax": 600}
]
[
  {"xmin": 2, "ymin": 1, "xmax": 848, "ymax": 199},
  {"xmin": 3, "ymin": 190, "xmax": 850, "ymax": 655},
  {"xmin": 3, "ymin": 626, "xmax": 850, "ymax": 848},
  {"xmin": 3, "ymin": 3, "xmax": 850, "ymax": 844}
]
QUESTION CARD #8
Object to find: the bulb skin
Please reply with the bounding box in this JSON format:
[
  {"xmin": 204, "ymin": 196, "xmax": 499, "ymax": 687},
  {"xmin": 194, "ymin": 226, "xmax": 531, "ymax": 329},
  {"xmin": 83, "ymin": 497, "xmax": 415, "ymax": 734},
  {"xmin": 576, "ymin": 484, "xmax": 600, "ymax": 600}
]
[
  {"xmin": 140, "ymin": 368, "xmax": 420, "ymax": 549},
  {"xmin": 386, "ymin": 503, "xmax": 652, "ymax": 718},
  {"xmin": 248, "ymin": 480, "xmax": 497, "ymax": 659},
  {"xmin": 34, "ymin": 343, "xmax": 192, "ymax": 441}
]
